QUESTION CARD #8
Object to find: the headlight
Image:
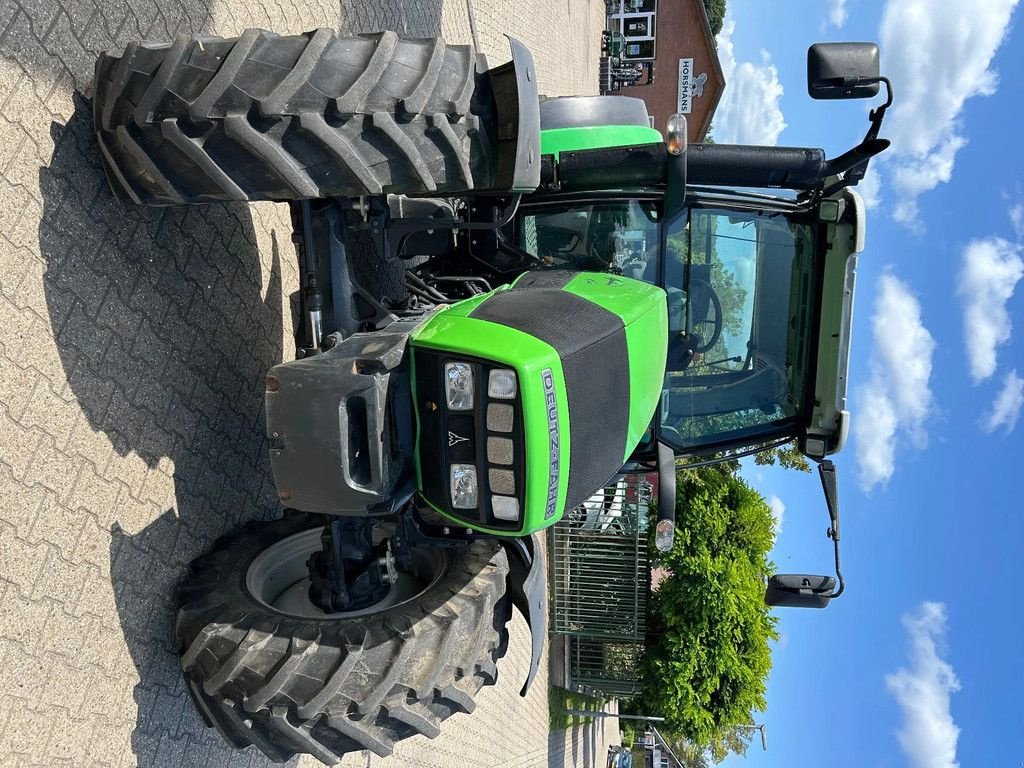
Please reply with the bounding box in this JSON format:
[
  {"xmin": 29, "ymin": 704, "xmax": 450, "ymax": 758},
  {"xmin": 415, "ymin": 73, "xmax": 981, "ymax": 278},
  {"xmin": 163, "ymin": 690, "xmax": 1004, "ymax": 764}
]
[
  {"xmin": 450, "ymin": 464, "xmax": 478, "ymax": 508},
  {"xmin": 444, "ymin": 362, "xmax": 474, "ymax": 410},
  {"xmin": 487, "ymin": 368, "xmax": 517, "ymax": 399},
  {"xmin": 491, "ymin": 495, "xmax": 520, "ymax": 521}
]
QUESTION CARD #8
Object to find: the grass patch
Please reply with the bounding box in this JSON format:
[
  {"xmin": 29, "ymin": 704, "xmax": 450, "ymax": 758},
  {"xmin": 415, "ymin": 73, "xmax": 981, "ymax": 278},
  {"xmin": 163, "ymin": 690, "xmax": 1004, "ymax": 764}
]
[
  {"xmin": 621, "ymin": 721, "xmax": 636, "ymax": 747},
  {"xmin": 549, "ymin": 686, "xmax": 610, "ymax": 730}
]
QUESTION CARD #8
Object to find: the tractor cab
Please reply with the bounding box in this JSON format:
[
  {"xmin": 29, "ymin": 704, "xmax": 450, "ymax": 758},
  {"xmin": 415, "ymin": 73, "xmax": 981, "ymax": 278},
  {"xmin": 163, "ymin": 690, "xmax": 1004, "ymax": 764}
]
[
  {"xmin": 511, "ymin": 189, "xmax": 853, "ymax": 466},
  {"xmin": 506, "ymin": 43, "xmax": 890, "ymax": 475},
  {"xmin": 510, "ymin": 41, "xmax": 892, "ymax": 609}
]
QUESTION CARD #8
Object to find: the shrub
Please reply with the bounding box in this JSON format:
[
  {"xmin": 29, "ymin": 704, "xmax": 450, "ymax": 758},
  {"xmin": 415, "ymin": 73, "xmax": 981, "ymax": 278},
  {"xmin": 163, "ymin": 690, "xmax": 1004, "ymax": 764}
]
[{"xmin": 641, "ymin": 467, "xmax": 777, "ymax": 745}]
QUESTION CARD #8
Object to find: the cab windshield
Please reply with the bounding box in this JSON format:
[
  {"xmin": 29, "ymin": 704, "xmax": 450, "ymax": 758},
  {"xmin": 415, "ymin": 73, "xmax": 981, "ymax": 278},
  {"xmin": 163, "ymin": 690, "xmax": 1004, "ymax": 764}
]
[
  {"xmin": 516, "ymin": 199, "xmax": 817, "ymax": 454},
  {"xmin": 661, "ymin": 207, "xmax": 816, "ymax": 452}
]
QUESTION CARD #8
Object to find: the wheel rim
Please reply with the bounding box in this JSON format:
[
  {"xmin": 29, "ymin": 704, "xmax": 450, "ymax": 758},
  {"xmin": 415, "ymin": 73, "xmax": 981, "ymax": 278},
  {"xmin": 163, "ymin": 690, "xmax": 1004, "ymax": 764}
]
[{"xmin": 245, "ymin": 527, "xmax": 447, "ymax": 619}]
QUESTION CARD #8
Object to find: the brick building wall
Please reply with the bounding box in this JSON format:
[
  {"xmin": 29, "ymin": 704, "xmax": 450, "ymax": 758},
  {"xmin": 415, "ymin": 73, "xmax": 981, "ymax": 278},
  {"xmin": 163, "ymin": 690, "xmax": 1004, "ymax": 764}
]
[{"xmin": 617, "ymin": 0, "xmax": 724, "ymax": 142}]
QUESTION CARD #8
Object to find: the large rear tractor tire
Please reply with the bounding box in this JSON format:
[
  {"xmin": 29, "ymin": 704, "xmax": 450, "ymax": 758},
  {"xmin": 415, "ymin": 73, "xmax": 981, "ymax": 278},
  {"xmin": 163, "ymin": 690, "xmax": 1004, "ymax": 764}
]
[
  {"xmin": 177, "ymin": 513, "xmax": 511, "ymax": 763},
  {"xmin": 93, "ymin": 30, "xmax": 495, "ymax": 204}
]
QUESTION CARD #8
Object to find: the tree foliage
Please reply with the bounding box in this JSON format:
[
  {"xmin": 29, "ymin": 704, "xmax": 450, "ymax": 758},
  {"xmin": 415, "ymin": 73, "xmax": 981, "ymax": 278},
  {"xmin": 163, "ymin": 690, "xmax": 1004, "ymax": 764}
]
[
  {"xmin": 641, "ymin": 467, "xmax": 778, "ymax": 746},
  {"xmin": 702, "ymin": 0, "xmax": 727, "ymax": 37},
  {"xmin": 705, "ymin": 726, "xmax": 755, "ymax": 763},
  {"xmin": 753, "ymin": 440, "xmax": 811, "ymax": 472},
  {"xmin": 677, "ymin": 439, "xmax": 811, "ymax": 476},
  {"xmin": 658, "ymin": 726, "xmax": 754, "ymax": 767}
]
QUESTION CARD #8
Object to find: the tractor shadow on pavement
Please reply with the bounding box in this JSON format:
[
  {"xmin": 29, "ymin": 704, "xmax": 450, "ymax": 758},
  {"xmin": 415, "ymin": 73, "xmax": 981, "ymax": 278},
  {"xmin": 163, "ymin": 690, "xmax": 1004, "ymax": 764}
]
[
  {"xmin": 32, "ymin": 2, "xmax": 459, "ymax": 765},
  {"xmin": 38, "ymin": 97, "xmax": 294, "ymax": 766},
  {"xmin": 548, "ymin": 719, "xmax": 601, "ymax": 768}
]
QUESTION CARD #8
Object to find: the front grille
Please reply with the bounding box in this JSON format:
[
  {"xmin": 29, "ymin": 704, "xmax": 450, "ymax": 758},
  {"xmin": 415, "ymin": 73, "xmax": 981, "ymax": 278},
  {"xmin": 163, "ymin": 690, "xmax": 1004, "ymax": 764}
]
[
  {"xmin": 489, "ymin": 468, "xmax": 515, "ymax": 495},
  {"xmin": 487, "ymin": 403, "xmax": 514, "ymax": 433},
  {"xmin": 487, "ymin": 436, "xmax": 514, "ymax": 465},
  {"xmin": 414, "ymin": 348, "xmax": 526, "ymax": 530}
]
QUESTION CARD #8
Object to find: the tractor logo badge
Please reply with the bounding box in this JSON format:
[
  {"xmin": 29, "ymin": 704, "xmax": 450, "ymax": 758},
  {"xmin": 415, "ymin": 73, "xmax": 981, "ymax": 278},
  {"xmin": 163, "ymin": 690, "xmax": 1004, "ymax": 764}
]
[{"xmin": 447, "ymin": 431, "xmax": 469, "ymax": 447}]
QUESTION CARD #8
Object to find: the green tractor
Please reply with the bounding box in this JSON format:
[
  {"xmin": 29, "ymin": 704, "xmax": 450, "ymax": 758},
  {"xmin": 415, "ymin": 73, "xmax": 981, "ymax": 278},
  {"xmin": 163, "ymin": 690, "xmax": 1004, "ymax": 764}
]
[{"xmin": 92, "ymin": 30, "xmax": 891, "ymax": 763}]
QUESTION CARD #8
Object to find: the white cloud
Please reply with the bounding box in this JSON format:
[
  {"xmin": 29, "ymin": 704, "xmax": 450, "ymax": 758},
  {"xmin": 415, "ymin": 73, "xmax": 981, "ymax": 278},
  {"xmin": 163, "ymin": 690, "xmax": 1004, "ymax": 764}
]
[
  {"xmin": 854, "ymin": 273, "xmax": 935, "ymax": 491},
  {"xmin": 857, "ymin": 166, "xmax": 883, "ymax": 210},
  {"xmin": 956, "ymin": 237, "xmax": 1023, "ymax": 382},
  {"xmin": 827, "ymin": 0, "xmax": 848, "ymax": 28},
  {"xmin": 982, "ymin": 370, "xmax": 1024, "ymax": 433},
  {"xmin": 885, "ymin": 602, "xmax": 961, "ymax": 768},
  {"xmin": 1009, "ymin": 202, "xmax": 1024, "ymax": 240},
  {"xmin": 766, "ymin": 494, "xmax": 785, "ymax": 535},
  {"xmin": 876, "ymin": 0, "xmax": 1019, "ymax": 228},
  {"xmin": 853, "ymin": 383, "xmax": 898, "ymax": 491},
  {"xmin": 889, "ymin": 136, "xmax": 965, "ymax": 231},
  {"xmin": 714, "ymin": 17, "xmax": 786, "ymax": 146}
]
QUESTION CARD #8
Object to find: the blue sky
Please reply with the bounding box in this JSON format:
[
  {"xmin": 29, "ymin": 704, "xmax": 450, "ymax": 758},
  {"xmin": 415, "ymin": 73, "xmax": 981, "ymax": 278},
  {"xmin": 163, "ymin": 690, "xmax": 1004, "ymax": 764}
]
[{"xmin": 708, "ymin": 2, "xmax": 1024, "ymax": 766}]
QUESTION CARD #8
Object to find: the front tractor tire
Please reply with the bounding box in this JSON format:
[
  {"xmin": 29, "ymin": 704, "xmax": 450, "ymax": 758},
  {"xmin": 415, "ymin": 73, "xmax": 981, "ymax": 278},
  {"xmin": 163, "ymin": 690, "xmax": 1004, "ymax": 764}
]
[
  {"xmin": 93, "ymin": 29, "xmax": 493, "ymax": 204},
  {"xmin": 177, "ymin": 513, "xmax": 511, "ymax": 763}
]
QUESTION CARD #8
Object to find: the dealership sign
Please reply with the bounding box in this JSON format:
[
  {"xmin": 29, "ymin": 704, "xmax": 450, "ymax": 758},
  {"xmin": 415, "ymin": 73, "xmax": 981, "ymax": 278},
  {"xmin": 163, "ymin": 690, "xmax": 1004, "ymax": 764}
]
[{"xmin": 677, "ymin": 58, "xmax": 709, "ymax": 114}]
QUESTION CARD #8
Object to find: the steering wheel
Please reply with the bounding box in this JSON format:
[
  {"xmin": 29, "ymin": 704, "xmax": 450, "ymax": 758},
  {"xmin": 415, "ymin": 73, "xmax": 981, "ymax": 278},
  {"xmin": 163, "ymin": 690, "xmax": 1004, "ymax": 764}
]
[
  {"xmin": 687, "ymin": 278, "xmax": 724, "ymax": 354},
  {"xmin": 537, "ymin": 224, "xmax": 582, "ymax": 256},
  {"xmin": 584, "ymin": 228, "xmax": 619, "ymax": 270}
]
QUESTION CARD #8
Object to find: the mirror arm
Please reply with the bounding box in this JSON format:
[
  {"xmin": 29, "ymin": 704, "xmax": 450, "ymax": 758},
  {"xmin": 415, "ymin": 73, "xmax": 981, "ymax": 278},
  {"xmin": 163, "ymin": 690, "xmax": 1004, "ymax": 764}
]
[
  {"xmin": 819, "ymin": 76, "xmax": 894, "ymax": 198},
  {"xmin": 830, "ymin": 533, "xmax": 845, "ymax": 599},
  {"xmin": 863, "ymin": 76, "xmax": 893, "ymax": 140},
  {"xmin": 818, "ymin": 459, "xmax": 845, "ymax": 599},
  {"xmin": 822, "ymin": 139, "xmax": 890, "ymax": 181}
]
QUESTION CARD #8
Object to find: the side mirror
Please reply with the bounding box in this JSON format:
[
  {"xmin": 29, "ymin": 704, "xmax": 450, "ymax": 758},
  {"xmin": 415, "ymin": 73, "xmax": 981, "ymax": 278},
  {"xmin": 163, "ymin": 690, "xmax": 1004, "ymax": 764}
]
[
  {"xmin": 807, "ymin": 43, "xmax": 880, "ymax": 100},
  {"xmin": 765, "ymin": 574, "xmax": 836, "ymax": 609},
  {"xmin": 765, "ymin": 460, "xmax": 845, "ymax": 609}
]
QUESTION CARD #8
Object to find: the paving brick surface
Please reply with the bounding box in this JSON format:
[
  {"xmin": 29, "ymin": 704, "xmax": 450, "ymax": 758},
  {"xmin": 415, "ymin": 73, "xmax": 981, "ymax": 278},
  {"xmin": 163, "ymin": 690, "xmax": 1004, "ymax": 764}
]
[{"xmin": 0, "ymin": 0, "xmax": 612, "ymax": 765}]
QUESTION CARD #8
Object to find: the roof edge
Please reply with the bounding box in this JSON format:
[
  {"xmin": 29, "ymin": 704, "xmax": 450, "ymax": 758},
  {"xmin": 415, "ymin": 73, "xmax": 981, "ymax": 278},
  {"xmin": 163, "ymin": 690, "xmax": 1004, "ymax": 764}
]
[{"xmin": 692, "ymin": 0, "xmax": 726, "ymax": 141}]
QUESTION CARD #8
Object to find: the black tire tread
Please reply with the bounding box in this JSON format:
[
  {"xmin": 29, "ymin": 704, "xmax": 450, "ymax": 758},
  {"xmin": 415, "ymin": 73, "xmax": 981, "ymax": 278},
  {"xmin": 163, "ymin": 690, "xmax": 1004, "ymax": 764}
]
[
  {"xmin": 177, "ymin": 513, "xmax": 512, "ymax": 764},
  {"xmin": 93, "ymin": 29, "xmax": 493, "ymax": 204}
]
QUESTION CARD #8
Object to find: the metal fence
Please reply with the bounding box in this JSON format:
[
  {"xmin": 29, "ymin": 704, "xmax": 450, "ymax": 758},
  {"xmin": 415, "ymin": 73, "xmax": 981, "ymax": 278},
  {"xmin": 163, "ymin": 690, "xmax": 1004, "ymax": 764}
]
[{"xmin": 550, "ymin": 473, "xmax": 653, "ymax": 696}]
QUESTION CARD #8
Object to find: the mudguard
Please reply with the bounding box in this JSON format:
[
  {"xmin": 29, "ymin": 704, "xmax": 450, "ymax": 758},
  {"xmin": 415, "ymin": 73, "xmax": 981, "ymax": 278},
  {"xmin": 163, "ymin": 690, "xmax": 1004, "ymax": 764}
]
[
  {"xmin": 503, "ymin": 532, "xmax": 547, "ymax": 695},
  {"xmin": 485, "ymin": 37, "xmax": 542, "ymax": 194}
]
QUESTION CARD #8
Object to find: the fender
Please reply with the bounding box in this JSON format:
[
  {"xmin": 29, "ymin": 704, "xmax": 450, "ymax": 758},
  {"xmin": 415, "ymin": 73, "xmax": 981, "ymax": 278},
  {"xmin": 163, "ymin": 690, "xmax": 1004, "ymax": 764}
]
[
  {"xmin": 502, "ymin": 533, "xmax": 546, "ymax": 696},
  {"xmin": 484, "ymin": 36, "xmax": 541, "ymax": 193}
]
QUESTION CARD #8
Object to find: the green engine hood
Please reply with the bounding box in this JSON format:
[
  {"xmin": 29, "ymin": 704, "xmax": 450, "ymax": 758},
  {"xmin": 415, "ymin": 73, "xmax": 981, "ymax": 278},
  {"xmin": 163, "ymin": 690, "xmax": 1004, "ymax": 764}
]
[{"xmin": 410, "ymin": 271, "xmax": 667, "ymax": 535}]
